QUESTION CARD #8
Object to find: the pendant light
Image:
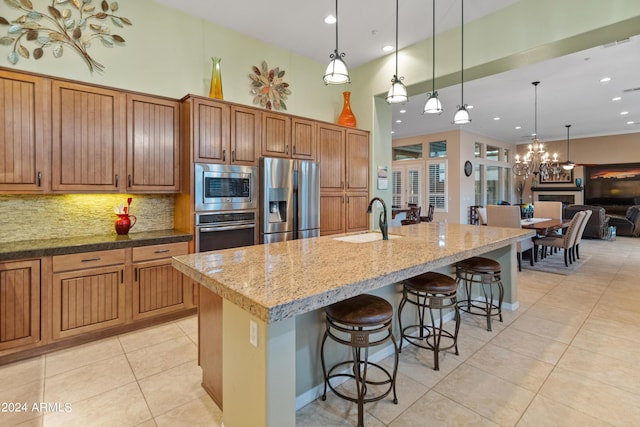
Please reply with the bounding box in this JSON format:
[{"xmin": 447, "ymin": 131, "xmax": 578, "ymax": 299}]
[
  {"xmin": 452, "ymin": 0, "xmax": 470, "ymax": 124},
  {"xmin": 563, "ymin": 124, "xmax": 576, "ymax": 170},
  {"xmin": 423, "ymin": 0, "xmax": 442, "ymax": 114},
  {"xmin": 323, "ymin": 0, "xmax": 350, "ymax": 85},
  {"xmin": 386, "ymin": 0, "xmax": 407, "ymax": 104}
]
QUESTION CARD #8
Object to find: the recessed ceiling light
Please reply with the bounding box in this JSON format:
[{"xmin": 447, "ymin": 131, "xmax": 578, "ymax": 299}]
[
  {"xmin": 493, "ymin": 117, "xmax": 500, "ymax": 121},
  {"xmin": 399, "ymin": 109, "xmax": 406, "ymax": 114},
  {"xmin": 382, "ymin": 45, "xmax": 393, "ymax": 52},
  {"xmin": 324, "ymin": 15, "xmax": 336, "ymax": 24},
  {"xmin": 612, "ymin": 96, "xmax": 622, "ymax": 101},
  {"xmin": 395, "ymin": 119, "xmax": 402, "ymax": 123},
  {"xmin": 600, "ymin": 77, "xmax": 611, "ymax": 83},
  {"xmin": 627, "ymin": 121, "xmax": 635, "ymax": 125},
  {"xmin": 515, "ymin": 126, "xmax": 522, "ymax": 130},
  {"xmin": 621, "ymin": 111, "xmax": 629, "ymax": 115}
]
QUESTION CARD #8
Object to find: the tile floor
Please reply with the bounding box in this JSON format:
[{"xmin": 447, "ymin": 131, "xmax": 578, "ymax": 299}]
[{"xmin": 1, "ymin": 237, "xmax": 639, "ymax": 426}]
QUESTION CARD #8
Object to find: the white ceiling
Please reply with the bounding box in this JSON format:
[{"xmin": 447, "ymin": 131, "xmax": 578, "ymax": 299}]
[{"xmin": 154, "ymin": 0, "xmax": 640, "ymax": 143}]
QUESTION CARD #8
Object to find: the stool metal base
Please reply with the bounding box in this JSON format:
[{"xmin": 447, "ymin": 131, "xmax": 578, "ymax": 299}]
[
  {"xmin": 456, "ymin": 265, "xmax": 503, "ymax": 331},
  {"xmin": 398, "ymin": 283, "xmax": 460, "ymax": 371}
]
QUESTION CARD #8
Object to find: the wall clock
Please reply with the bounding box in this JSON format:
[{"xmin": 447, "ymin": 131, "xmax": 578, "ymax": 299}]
[{"xmin": 464, "ymin": 160, "xmax": 473, "ymax": 177}]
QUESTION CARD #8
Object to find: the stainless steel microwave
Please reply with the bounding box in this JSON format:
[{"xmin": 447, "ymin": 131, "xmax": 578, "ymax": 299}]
[{"xmin": 194, "ymin": 163, "xmax": 257, "ymax": 211}]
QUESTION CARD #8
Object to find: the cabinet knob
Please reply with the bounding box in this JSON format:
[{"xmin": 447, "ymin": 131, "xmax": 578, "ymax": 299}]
[
  {"xmin": 223, "ymin": 150, "xmax": 226, "ymax": 162},
  {"xmin": 37, "ymin": 171, "xmax": 41, "ymax": 187},
  {"xmin": 292, "ymin": 145, "xmax": 296, "ymax": 155},
  {"xmin": 128, "ymin": 174, "xmax": 132, "ymax": 188},
  {"xmin": 232, "ymin": 150, "xmax": 236, "ymax": 162},
  {"xmin": 115, "ymin": 174, "xmax": 119, "ymax": 188},
  {"xmin": 286, "ymin": 145, "xmax": 289, "ymax": 155}
]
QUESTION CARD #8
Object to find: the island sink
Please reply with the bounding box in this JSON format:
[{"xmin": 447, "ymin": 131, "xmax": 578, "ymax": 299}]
[{"xmin": 332, "ymin": 231, "xmax": 402, "ymax": 243}]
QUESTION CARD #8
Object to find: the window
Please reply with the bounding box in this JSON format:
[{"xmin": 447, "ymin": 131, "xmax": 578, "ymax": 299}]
[
  {"xmin": 474, "ymin": 142, "xmax": 482, "ymax": 158},
  {"xmin": 486, "ymin": 165, "xmax": 499, "ymax": 205},
  {"xmin": 503, "ymin": 148, "xmax": 510, "ymax": 162},
  {"xmin": 486, "ymin": 145, "xmax": 500, "ymax": 161},
  {"xmin": 407, "ymin": 169, "xmax": 420, "ymax": 205},
  {"xmin": 427, "ymin": 160, "xmax": 447, "ymax": 211},
  {"xmin": 393, "ymin": 143, "xmax": 422, "ymax": 161},
  {"xmin": 502, "ymin": 168, "xmax": 511, "ymax": 204},
  {"xmin": 391, "ymin": 163, "xmax": 423, "ymax": 208},
  {"xmin": 392, "ymin": 170, "xmax": 402, "ymax": 207},
  {"xmin": 474, "ymin": 164, "xmax": 484, "ymax": 205},
  {"xmin": 429, "ymin": 141, "xmax": 447, "ymax": 158}
]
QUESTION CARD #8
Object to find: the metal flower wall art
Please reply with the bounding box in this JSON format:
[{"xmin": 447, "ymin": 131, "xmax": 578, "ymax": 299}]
[
  {"xmin": 0, "ymin": 0, "xmax": 132, "ymax": 73},
  {"xmin": 249, "ymin": 61, "xmax": 291, "ymax": 111}
]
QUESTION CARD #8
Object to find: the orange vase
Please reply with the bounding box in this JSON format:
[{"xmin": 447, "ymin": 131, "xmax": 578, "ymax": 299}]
[{"xmin": 337, "ymin": 91, "xmax": 357, "ymax": 128}]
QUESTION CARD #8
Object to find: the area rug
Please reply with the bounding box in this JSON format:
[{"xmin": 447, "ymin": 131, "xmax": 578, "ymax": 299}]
[{"xmin": 522, "ymin": 254, "xmax": 592, "ymax": 275}]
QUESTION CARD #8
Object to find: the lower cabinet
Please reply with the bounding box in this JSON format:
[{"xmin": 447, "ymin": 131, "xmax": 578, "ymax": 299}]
[
  {"xmin": 0, "ymin": 259, "xmax": 40, "ymax": 351},
  {"xmin": 51, "ymin": 250, "xmax": 126, "ymax": 340},
  {"xmin": 199, "ymin": 284, "xmax": 223, "ymax": 408},
  {"xmin": 132, "ymin": 242, "xmax": 191, "ymax": 320}
]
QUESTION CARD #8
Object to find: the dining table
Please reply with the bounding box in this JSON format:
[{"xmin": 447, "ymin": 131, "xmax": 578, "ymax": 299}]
[{"xmin": 520, "ymin": 217, "xmax": 571, "ymax": 235}]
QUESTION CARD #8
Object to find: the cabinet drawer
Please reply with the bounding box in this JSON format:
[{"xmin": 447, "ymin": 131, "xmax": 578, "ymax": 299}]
[
  {"xmin": 132, "ymin": 242, "xmax": 188, "ymax": 262},
  {"xmin": 53, "ymin": 249, "xmax": 126, "ymax": 273}
]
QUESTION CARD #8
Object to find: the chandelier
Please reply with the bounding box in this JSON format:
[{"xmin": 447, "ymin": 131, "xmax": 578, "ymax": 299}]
[{"xmin": 513, "ymin": 81, "xmax": 561, "ymax": 179}]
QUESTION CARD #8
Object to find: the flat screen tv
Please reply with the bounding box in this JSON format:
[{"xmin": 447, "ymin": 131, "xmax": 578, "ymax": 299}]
[{"xmin": 585, "ymin": 163, "xmax": 640, "ymax": 205}]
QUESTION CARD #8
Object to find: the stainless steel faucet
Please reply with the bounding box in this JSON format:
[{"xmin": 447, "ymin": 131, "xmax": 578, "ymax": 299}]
[{"xmin": 367, "ymin": 197, "xmax": 389, "ymax": 240}]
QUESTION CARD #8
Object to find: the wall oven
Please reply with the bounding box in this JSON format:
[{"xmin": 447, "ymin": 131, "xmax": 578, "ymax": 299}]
[
  {"xmin": 195, "ymin": 211, "xmax": 256, "ymax": 253},
  {"xmin": 195, "ymin": 163, "xmax": 257, "ymax": 212}
]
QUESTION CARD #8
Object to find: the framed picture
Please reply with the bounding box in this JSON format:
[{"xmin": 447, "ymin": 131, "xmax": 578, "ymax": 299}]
[{"xmin": 540, "ymin": 169, "xmax": 573, "ymax": 184}]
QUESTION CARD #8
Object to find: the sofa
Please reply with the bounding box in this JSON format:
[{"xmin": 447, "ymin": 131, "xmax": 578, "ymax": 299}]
[
  {"xmin": 564, "ymin": 205, "xmax": 610, "ymax": 239},
  {"xmin": 608, "ymin": 205, "xmax": 640, "ymax": 237},
  {"xmin": 586, "ymin": 197, "xmax": 640, "ymax": 216}
]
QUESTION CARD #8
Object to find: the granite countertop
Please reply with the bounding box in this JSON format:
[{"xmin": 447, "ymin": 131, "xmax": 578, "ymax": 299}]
[
  {"xmin": 0, "ymin": 229, "xmax": 192, "ymax": 261},
  {"xmin": 172, "ymin": 222, "xmax": 534, "ymax": 324}
]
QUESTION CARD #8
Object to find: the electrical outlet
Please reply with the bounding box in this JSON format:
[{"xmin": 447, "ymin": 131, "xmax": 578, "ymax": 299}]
[{"xmin": 249, "ymin": 320, "xmax": 258, "ymax": 347}]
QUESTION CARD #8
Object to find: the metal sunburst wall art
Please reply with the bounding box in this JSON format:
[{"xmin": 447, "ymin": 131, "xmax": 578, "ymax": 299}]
[{"xmin": 0, "ymin": 0, "xmax": 132, "ymax": 73}]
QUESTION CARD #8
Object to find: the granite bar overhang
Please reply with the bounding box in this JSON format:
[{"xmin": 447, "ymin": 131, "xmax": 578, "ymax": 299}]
[{"xmin": 172, "ymin": 222, "xmax": 534, "ymax": 323}]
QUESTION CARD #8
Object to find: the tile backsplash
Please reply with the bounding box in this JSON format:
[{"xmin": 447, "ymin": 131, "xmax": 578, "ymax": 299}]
[{"xmin": 0, "ymin": 194, "xmax": 175, "ymax": 244}]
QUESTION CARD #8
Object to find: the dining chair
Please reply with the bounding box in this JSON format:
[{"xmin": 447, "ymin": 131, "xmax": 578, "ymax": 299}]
[
  {"xmin": 573, "ymin": 209, "xmax": 592, "ymax": 260},
  {"xmin": 401, "ymin": 206, "xmax": 421, "ymax": 225},
  {"xmin": 477, "ymin": 207, "xmax": 487, "ymax": 225},
  {"xmin": 421, "ymin": 204, "xmax": 434, "ymax": 223},
  {"xmin": 533, "ymin": 211, "xmax": 586, "ymax": 267},
  {"xmin": 486, "ymin": 205, "xmax": 533, "ymax": 271},
  {"xmin": 533, "ymin": 201, "xmax": 563, "ymax": 219}
]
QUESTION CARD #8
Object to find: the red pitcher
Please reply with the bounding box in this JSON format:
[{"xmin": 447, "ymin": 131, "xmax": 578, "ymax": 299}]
[{"xmin": 115, "ymin": 214, "xmax": 137, "ymax": 235}]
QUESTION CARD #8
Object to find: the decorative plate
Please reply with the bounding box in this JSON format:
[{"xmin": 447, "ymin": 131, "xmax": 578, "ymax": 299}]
[{"xmin": 249, "ymin": 61, "xmax": 291, "ymax": 111}]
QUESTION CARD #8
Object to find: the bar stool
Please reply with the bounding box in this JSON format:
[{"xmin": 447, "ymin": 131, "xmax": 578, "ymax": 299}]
[
  {"xmin": 321, "ymin": 294, "xmax": 398, "ymax": 427},
  {"xmin": 398, "ymin": 272, "xmax": 460, "ymax": 371},
  {"xmin": 455, "ymin": 257, "xmax": 503, "ymax": 331}
]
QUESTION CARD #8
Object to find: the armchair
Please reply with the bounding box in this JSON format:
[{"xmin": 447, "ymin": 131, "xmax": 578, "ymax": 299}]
[
  {"xmin": 564, "ymin": 205, "xmax": 610, "ymax": 239},
  {"xmin": 608, "ymin": 205, "xmax": 640, "ymax": 237}
]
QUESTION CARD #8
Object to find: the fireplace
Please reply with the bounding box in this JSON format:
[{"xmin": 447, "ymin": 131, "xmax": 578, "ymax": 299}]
[{"xmin": 531, "ymin": 187, "xmax": 584, "ymax": 206}]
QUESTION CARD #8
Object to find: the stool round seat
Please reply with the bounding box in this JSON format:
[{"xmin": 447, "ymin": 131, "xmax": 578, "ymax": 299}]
[
  {"xmin": 456, "ymin": 257, "xmax": 503, "ymax": 331},
  {"xmin": 325, "ymin": 294, "xmax": 393, "ymax": 327},
  {"xmin": 456, "ymin": 256, "xmax": 501, "ymax": 273},
  {"xmin": 321, "ymin": 294, "xmax": 398, "ymax": 427},
  {"xmin": 398, "ymin": 272, "xmax": 460, "ymax": 371},
  {"xmin": 404, "ymin": 272, "xmax": 458, "ymax": 294}
]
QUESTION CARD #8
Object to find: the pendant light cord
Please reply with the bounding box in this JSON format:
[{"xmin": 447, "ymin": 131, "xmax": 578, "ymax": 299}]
[
  {"xmin": 566, "ymin": 124, "xmax": 571, "ymax": 157},
  {"xmin": 460, "ymin": 0, "xmax": 464, "ymax": 104},
  {"xmin": 533, "ymin": 81, "xmax": 539, "ymax": 137},
  {"xmin": 431, "ymin": 0, "xmax": 436, "ymax": 92},
  {"xmin": 394, "ymin": 0, "xmax": 399, "ymax": 78},
  {"xmin": 335, "ymin": 0, "xmax": 339, "ymax": 52}
]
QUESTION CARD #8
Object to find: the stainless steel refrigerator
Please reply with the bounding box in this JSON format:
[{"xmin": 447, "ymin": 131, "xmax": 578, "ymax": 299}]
[{"xmin": 260, "ymin": 157, "xmax": 320, "ymax": 243}]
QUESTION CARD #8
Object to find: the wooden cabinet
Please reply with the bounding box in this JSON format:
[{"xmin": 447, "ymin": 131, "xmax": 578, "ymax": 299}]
[
  {"xmin": 187, "ymin": 96, "xmax": 259, "ymax": 165},
  {"xmin": 131, "ymin": 242, "xmax": 191, "ymax": 320},
  {"xmin": 126, "ymin": 94, "xmax": 180, "ymax": 192},
  {"xmin": 51, "ymin": 80, "xmax": 126, "ymax": 192},
  {"xmin": 319, "ymin": 125, "xmax": 370, "ymax": 235},
  {"xmin": 51, "ymin": 250, "xmax": 126, "ymax": 340},
  {"xmin": 261, "ymin": 112, "xmax": 291, "ymax": 158},
  {"xmin": 199, "ymin": 285, "xmax": 223, "ymax": 408},
  {"xmin": 0, "ymin": 259, "xmax": 40, "ymax": 351},
  {"xmin": 0, "ymin": 70, "xmax": 48, "ymax": 193},
  {"xmin": 261, "ymin": 113, "xmax": 316, "ymax": 160}
]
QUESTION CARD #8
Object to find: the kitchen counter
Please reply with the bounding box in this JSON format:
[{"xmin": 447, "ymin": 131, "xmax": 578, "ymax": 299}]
[
  {"xmin": 172, "ymin": 222, "xmax": 533, "ymax": 323},
  {"xmin": 172, "ymin": 222, "xmax": 534, "ymax": 427},
  {"xmin": 0, "ymin": 229, "xmax": 192, "ymax": 261}
]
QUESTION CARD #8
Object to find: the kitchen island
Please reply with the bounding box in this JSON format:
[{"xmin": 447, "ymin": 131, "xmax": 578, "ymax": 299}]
[{"xmin": 172, "ymin": 222, "xmax": 534, "ymax": 427}]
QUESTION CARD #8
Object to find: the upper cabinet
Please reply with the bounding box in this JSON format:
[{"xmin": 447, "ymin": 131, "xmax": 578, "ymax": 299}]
[
  {"xmin": 261, "ymin": 113, "xmax": 316, "ymax": 160},
  {"xmin": 51, "ymin": 80, "xmax": 126, "ymax": 192},
  {"xmin": 345, "ymin": 129, "xmax": 369, "ymax": 192},
  {"xmin": 318, "ymin": 123, "xmax": 345, "ymax": 191},
  {"xmin": 127, "ymin": 94, "xmax": 180, "ymax": 192},
  {"xmin": 0, "ymin": 70, "xmax": 48, "ymax": 193},
  {"xmin": 188, "ymin": 96, "xmax": 258, "ymax": 165}
]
